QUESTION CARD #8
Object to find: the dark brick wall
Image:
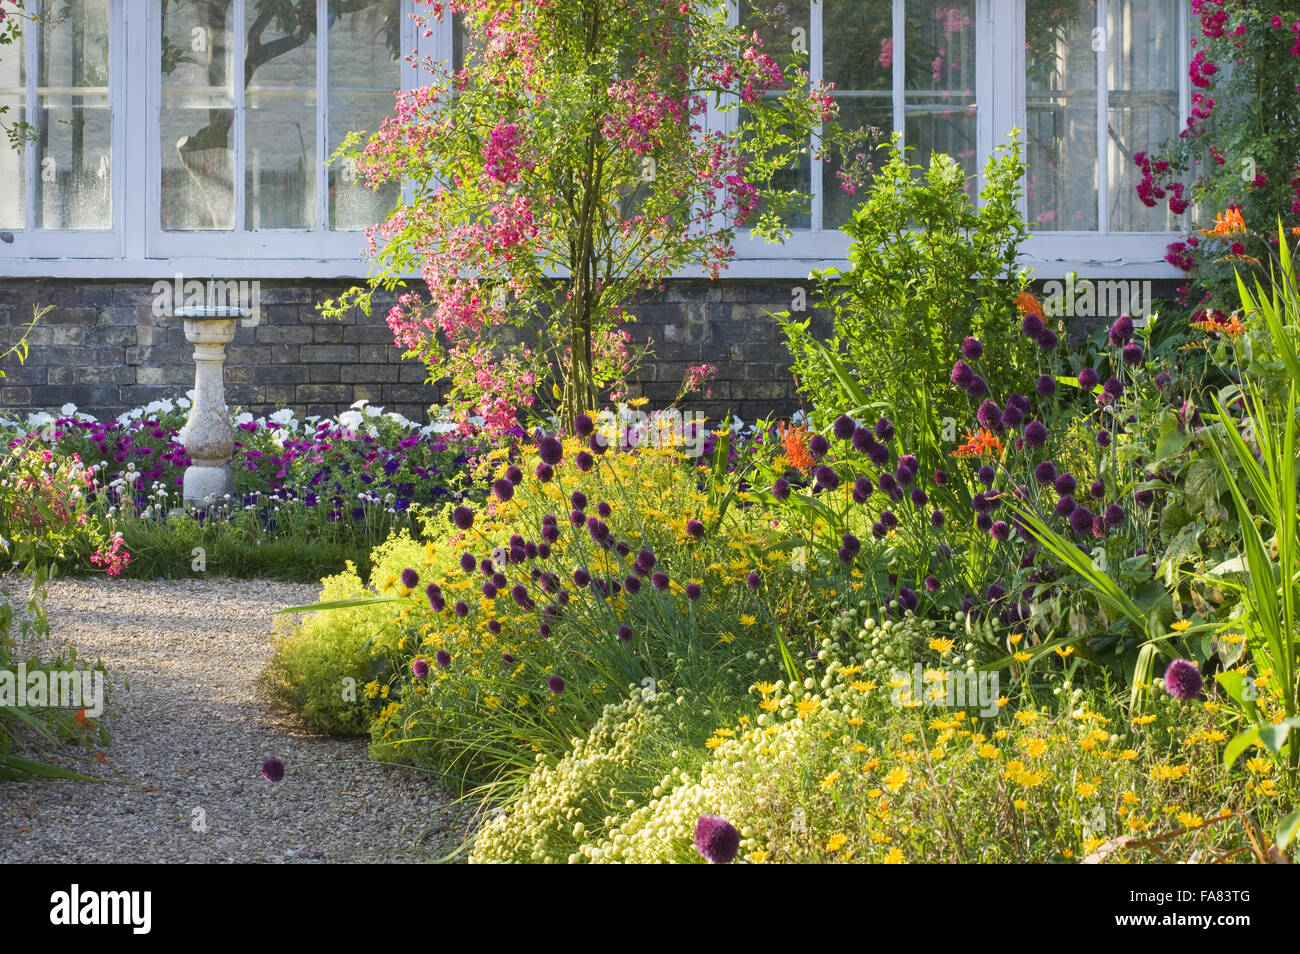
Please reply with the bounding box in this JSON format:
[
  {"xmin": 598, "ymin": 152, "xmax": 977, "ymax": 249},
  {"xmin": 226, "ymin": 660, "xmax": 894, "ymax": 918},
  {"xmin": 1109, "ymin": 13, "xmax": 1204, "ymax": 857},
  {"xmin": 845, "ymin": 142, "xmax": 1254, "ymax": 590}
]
[
  {"xmin": 0, "ymin": 276, "xmax": 1177, "ymax": 425},
  {"xmin": 0, "ymin": 279, "xmax": 814, "ymax": 424}
]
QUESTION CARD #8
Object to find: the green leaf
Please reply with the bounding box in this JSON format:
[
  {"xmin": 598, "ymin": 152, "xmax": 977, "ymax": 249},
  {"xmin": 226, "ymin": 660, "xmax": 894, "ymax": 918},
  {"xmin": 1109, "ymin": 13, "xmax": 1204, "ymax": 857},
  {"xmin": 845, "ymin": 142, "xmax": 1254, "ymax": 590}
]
[
  {"xmin": 1223, "ymin": 725, "xmax": 1260, "ymax": 770},
  {"xmin": 1276, "ymin": 807, "xmax": 1300, "ymax": 852},
  {"xmin": 1159, "ymin": 502, "xmax": 1192, "ymax": 538}
]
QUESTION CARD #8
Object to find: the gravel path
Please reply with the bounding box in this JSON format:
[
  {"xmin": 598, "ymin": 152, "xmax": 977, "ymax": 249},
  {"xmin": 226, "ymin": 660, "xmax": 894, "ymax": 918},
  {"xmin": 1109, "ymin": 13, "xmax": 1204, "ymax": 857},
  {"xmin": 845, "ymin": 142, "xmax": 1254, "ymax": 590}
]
[{"xmin": 0, "ymin": 575, "xmax": 463, "ymax": 863}]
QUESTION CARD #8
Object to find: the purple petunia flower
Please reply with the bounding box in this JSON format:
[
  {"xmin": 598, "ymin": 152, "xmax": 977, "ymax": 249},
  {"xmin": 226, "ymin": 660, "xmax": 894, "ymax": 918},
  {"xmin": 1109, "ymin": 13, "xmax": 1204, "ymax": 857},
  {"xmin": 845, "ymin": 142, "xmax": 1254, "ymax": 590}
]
[
  {"xmin": 1163, "ymin": 658, "xmax": 1202, "ymax": 700},
  {"xmin": 961, "ymin": 336, "xmax": 983, "ymax": 360},
  {"xmin": 261, "ymin": 757, "xmax": 285, "ymax": 784},
  {"xmin": 693, "ymin": 815, "xmax": 740, "ymax": 864}
]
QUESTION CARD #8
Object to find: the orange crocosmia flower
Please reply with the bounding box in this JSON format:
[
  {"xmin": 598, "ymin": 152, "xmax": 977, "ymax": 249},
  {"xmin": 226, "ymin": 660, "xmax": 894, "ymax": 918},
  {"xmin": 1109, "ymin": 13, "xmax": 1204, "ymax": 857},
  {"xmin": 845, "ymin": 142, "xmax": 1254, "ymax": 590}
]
[
  {"xmin": 1198, "ymin": 206, "xmax": 1246, "ymax": 239},
  {"xmin": 951, "ymin": 428, "xmax": 1003, "ymax": 459},
  {"xmin": 1015, "ymin": 290, "xmax": 1044, "ymax": 317},
  {"xmin": 778, "ymin": 423, "xmax": 816, "ymax": 472},
  {"xmin": 1191, "ymin": 313, "xmax": 1247, "ymax": 340},
  {"xmin": 74, "ymin": 709, "xmax": 91, "ymax": 728}
]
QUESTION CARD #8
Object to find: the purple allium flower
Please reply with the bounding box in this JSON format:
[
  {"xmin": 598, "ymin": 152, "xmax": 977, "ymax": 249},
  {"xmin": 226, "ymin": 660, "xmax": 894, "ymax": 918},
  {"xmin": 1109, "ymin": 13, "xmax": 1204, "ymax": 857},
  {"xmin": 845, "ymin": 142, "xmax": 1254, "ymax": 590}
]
[
  {"xmin": 772, "ymin": 478, "xmax": 791, "ymax": 501},
  {"xmin": 1036, "ymin": 374, "xmax": 1056, "ymax": 398},
  {"xmin": 977, "ymin": 465, "xmax": 995, "ymax": 487},
  {"xmin": 910, "ymin": 487, "xmax": 928, "ymax": 507},
  {"xmin": 1103, "ymin": 376, "xmax": 1124, "ymax": 399},
  {"xmin": 574, "ymin": 413, "xmax": 594, "ymax": 437},
  {"xmin": 809, "ymin": 433, "xmax": 830, "ymax": 459},
  {"xmin": 985, "ymin": 584, "xmax": 1006, "ymax": 601},
  {"xmin": 1154, "ymin": 371, "xmax": 1171, "ymax": 391},
  {"xmin": 1034, "ymin": 460, "xmax": 1057, "ymax": 485},
  {"xmin": 548, "ymin": 675, "xmax": 566, "ymax": 694},
  {"xmin": 618, "ymin": 624, "xmax": 633, "ymax": 643},
  {"xmin": 991, "ymin": 520, "xmax": 1011, "ymax": 541},
  {"xmin": 1020, "ymin": 313, "xmax": 1044, "ymax": 338},
  {"xmin": 573, "ymin": 567, "xmax": 590, "ymax": 587},
  {"xmin": 493, "ymin": 572, "xmax": 507, "ymax": 589},
  {"xmin": 872, "ymin": 522, "xmax": 887, "ymax": 539},
  {"xmin": 488, "ymin": 619, "xmax": 502, "ymax": 634},
  {"xmin": 427, "ymin": 584, "xmax": 445, "ymax": 612},
  {"xmin": 852, "ymin": 426, "xmax": 874, "ymax": 453},
  {"xmin": 596, "ymin": 500, "xmax": 612, "ymax": 518},
  {"xmin": 412, "ymin": 657, "xmax": 430, "ymax": 679},
  {"xmin": 932, "ymin": 470, "xmax": 947, "ymax": 489},
  {"xmin": 976, "ymin": 512, "xmax": 993, "ymax": 532},
  {"xmin": 1078, "ymin": 367, "xmax": 1099, "ymax": 390},
  {"xmin": 924, "ymin": 575, "xmax": 940, "ymax": 592},
  {"xmin": 868, "ymin": 442, "xmax": 890, "ymax": 467},
  {"xmin": 961, "ymin": 336, "xmax": 984, "ymax": 360},
  {"xmin": 1037, "ymin": 328, "xmax": 1059, "ymax": 352},
  {"xmin": 261, "ymin": 757, "xmax": 285, "ymax": 784},
  {"xmin": 1164, "ymin": 658, "xmax": 1202, "ymax": 700},
  {"xmin": 930, "ymin": 509, "xmax": 946, "ymax": 528},
  {"xmin": 536, "ymin": 463, "xmax": 554, "ymax": 482},
  {"xmin": 1023, "ymin": 420, "xmax": 1047, "ymax": 448},
  {"xmin": 570, "ymin": 491, "xmax": 587, "ymax": 511},
  {"xmin": 1135, "ymin": 488, "xmax": 1154, "ymax": 507},
  {"xmin": 1001, "ymin": 403, "xmax": 1024, "ymax": 429},
  {"xmin": 814, "ymin": 465, "xmax": 840, "ymax": 492},
  {"xmin": 492, "ymin": 478, "xmax": 515, "ymax": 502},
  {"xmin": 1090, "ymin": 479, "xmax": 1106, "ymax": 499},
  {"xmin": 1104, "ymin": 503, "xmax": 1126, "ymax": 527},
  {"xmin": 1122, "ymin": 342, "xmax": 1144, "ymax": 366},
  {"xmin": 400, "ymin": 567, "xmax": 419, "ymax": 590},
  {"xmin": 636, "ymin": 548, "xmax": 656, "ymax": 573},
  {"xmin": 482, "ymin": 582, "xmax": 498, "ymax": 599},
  {"xmin": 686, "ymin": 583, "xmax": 702, "ymax": 601},
  {"xmin": 651, "ymin": 572, "xmax": 669, "ymax": 591},
  {"xmin": 575, "ymin": 451, "xmax": 594, "ymax": 472},
  {"xmin": 951, "ymin": 359, "xmax": 975, "ymax": 388},
  {"xmin": 693, "ymin": 815, "xmax": 740, "ymax": 864},
  {"xmin": 747, "ymin": 571, "xmax": 761, "ymax": 590},
  {"xmin": 686, "ymin": 519, "xmax": 705, "ymax": 540},
  {"xmin": 852, "ymin": 476, "xmax": 874, "ymax": 504},
  {"xmin": 977, "ymin": 401, "xmax": 1003, "ymax": 432},
  {"xmin": 500, "ymin": 651, "xmax": 513, "ymax": 665},
  {"xmin": 538, "ymin": 435, "xmax": 564, "ymax": 466},
  {"xmin": 960, "ymin": 595, "xmax": 975, "ymax": 614},
  {"xmin": 452, "ymin": 505, "xmax": 475, "ymax": 530},
  {"xmin": 1019, "ymin": 549, "xmax": 1037, "ymax": 569},
  {"xmin": 511, "ymin": 585, "xmax": 534, "ymax": 608},
  {"xmin": 1109, "ymin": 315, "xmax": 1135, "ymax": 347},
  {"xmin": 967, "ymin": 375, "xmax": 988, "ymax": 398},
  {"xmin": 879, "ymin": 472, "xmax": 897, "ymax": 494},
  {"xmin": 840, "ymin": 533, "xmax": 861, "ymax": 559},
  {"xmin": 875, "ymin": 417, "xmax": 895, "ymax": 441},
  {"xmin": 1069, "ymin": 505, "xmax": 1094, "ymax": 535},
  {"xmin": 460, "ymin": 552, "xmax": 477, "ymax": 573},
  {"xmin": 539, "ymin": 542, "xmax": 552, "ymax": 559},
  {"xmin": 880, "ymin": 510, "xmax": 899, "ymax": 529},
  {"xmin": 505, "ymin": 465, "xmax": 523, "ymax": 486},
  {"xmin": 624, "ymin": 575, "xmax": 640, "ymax": 594},
  {"xmin": 436, "ymin": 649, "xmax": 451, "ymax": 668},
  {"xmin": 1055, "ymin": 495, "xmax": 1077, "ymax": 517},
  {"xmin": 833, "ymin": 415, "xmax": 856, "ymax": 441},
  {"xmin": 1054, "ymin": 473, "xmax": 1076, "ymax": 496},
  {"xmin": 1009, "ymin": 393, "xmax": 1032, "ymax": 413}
]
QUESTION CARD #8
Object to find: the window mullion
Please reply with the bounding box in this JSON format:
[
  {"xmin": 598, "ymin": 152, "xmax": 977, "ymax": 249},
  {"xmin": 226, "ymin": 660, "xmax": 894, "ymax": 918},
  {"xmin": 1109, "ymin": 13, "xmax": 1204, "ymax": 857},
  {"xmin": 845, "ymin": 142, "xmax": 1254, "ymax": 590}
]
[
  {"xmin": 810, "ymin": 0, "xmax": 822, "ymax": 231},
  {"xmin": 1096, "ymin": 0, "xmax": 1108, "ymax": 234},
  {"xmin": 24, "ymin": 8, "xmax": 37, "ymax": 230},
  {"xmin": 891, "ymin": 0, "xmax": 903, "ymax": 141},
  {"xmin": 234, "ymin": 0, "xmax": 246, "ymax": 231},
  {"xmin": 316, "ymin": 0, "xmax": 328, "ymax": 231},
  {"xmin": 1012, "ymin": 0, "xmax": 1027, "ymax": 222}
]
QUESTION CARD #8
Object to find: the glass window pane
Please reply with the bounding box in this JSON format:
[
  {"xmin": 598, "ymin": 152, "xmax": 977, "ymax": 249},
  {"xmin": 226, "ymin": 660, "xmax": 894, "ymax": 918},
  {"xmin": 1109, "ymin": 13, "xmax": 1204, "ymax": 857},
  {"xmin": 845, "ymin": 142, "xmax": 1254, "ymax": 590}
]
[
  {"xmin": 905, "ymin": 0, "xmax": 977, "ymax": 201},
  {"xmin": 0, "ymin": 22, "xmax": 24, "ymax": 230},
  {"xmin": 161, "ymin": 0, "xmax": 235, "ymax": 230},
  {"xmin": 822, "ymin": 0, "xmax": 891, "ymax": 229},
  {"xmin": 32, "ymin": 0, "xmax": 111, "ymax": 230},
  {"xmin": 1026, "ymin": 0, "xmax": 1098, "ymax": 231},
  {"xmin": 328, "ymin": 0, "xmax": 401, "ymax": 230},
  {"xmin": 1108, "ymin": 0, "xmax": 1179, "ymax": 231},
  {"xmin": 739, "ymin": 0, "xmax": 811, "ymax": 230},
  {"xmin": 246, "ymin": 1, "xmax": 316, "ymax": 229}
]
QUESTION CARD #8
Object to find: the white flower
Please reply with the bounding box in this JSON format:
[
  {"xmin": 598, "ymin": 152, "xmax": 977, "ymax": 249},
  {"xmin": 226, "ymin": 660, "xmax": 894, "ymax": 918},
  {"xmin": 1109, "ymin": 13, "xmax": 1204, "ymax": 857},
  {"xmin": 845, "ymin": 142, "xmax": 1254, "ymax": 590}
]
[
  {"xmin": 367, "ymin": 425, "xmax": 379, "ymax": 438},
  {"xmin": 269, "ymin": 408, "xmax": 295, "ymax": 426},
  {"xmin": 349, "ymin": 398, "xmax": 370, "ymax": 410},
  {"xmin": 337, "ymin": 410, "xmax": 363, "ymax": 429},
  {"xmin": 26, "ymin": 411, "xmax": 53, "ymax": 429},
  {"xmin": 234, "ymin": 411, "xmax": 254, "ymax": 426},
  {"xmin": 177, "ymin": 397, "xmax": 192, "ymax": 409},
  {"xmin": 60, "ymin": 402, "xmax": 77, "ymax": 417},
  {"xmin": 364, "ymin": 405, "xmax": 383, "ymax": 418}
]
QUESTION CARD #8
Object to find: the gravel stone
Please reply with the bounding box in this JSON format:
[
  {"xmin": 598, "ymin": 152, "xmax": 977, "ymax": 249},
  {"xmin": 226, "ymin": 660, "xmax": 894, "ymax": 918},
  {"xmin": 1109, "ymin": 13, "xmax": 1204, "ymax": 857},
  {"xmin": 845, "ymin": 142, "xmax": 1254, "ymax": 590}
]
[{"xmin": 0, "ymin": 575, "xmax": 464, "ymax": 863}]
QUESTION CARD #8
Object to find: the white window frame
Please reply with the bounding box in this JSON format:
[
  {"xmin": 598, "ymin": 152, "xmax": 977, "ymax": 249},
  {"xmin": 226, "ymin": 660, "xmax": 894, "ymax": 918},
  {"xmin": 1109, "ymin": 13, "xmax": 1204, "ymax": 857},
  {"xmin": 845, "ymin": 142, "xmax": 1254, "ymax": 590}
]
[{"xmin": 2, "ymin": 0, "xmax": 1189, "ymax": 279}]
